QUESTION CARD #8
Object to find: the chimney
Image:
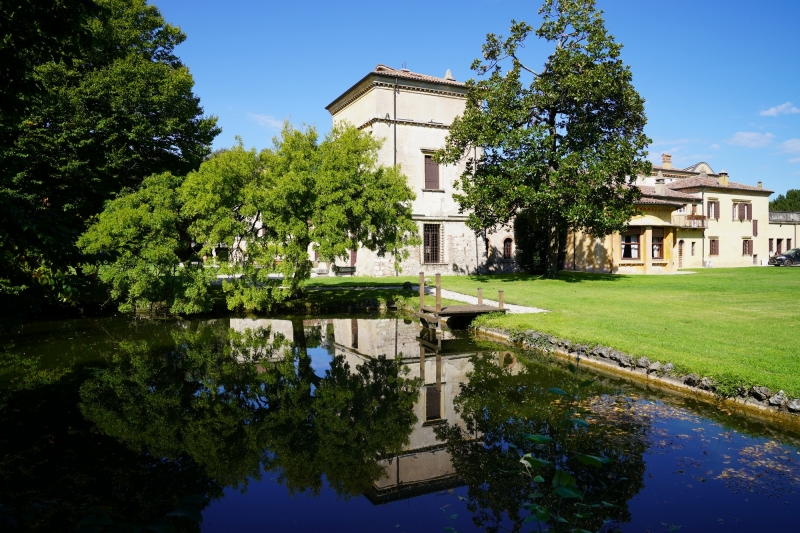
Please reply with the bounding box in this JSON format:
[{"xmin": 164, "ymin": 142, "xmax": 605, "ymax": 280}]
[
  {"xmin": 661, "ymin": 153, "xmax": 672, "ymax": 169},
  {"xmin": 444, "ymin": 69, "xmax": 455, "ymax": 81},
  {"xmin": 757, "ymin": 180, "xmax": 763, "ymax": 188},
  {"xmin": 719, "ymin": 170, "xmax": 729, "ymax": 186},
  {"xmin": 655, "ymin": 178, "xmax": 666, "ymax": 196}
]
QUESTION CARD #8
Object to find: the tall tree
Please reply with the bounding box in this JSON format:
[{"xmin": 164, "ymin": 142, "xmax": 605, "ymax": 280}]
[
  {"xmin": 437, "ymin": 0, "xmax": 650, "ymax": 278},
  {"xmin": 769, "ymin": 189, "xmax": 800, "ymax": 212},
  {"xmin": 0, "ymin": 0, "xmax": 218, "ymax": 322}
]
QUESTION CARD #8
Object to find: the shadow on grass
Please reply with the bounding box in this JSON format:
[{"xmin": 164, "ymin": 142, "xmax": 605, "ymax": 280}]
[{"xmin": 466, "ymin": 271, "xmax": 627, "ymax": 284}]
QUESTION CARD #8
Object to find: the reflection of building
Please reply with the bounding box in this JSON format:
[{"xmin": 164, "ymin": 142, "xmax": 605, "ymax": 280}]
[{"xmin": 329, "ymin": 318, "xmax": 482, "ymax": 502}]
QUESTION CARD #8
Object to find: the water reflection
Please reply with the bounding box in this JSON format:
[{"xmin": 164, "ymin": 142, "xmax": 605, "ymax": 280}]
[{"xmin": 3, "ymin": 316, "xmax": 800, "ymax": 532}]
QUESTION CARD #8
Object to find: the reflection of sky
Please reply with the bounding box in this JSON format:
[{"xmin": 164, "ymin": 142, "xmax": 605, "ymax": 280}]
[{"xmin": 307, "ymin": 346, "xmax": 332, "ymax": 377}]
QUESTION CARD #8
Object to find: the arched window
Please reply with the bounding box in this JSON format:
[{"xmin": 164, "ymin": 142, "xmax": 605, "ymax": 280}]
[{"xmin": 503, "ymin": 238, "xmax": 513, "ymax": 260}]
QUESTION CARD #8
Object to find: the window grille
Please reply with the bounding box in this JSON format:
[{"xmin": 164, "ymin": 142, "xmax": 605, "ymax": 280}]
[{"xmin": 423, "ymin": 224, "xmax": 442, "ymax": 264}]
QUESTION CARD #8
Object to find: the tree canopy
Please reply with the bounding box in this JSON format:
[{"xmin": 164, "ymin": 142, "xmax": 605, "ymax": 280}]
[
  {"xmin": 437, "ymin": 0, "xmax": 650, "ymax": 278},
  {"xmin": 1, "ymin": 0, "xmax": 218, "ymax": 325},
  {"xmin": 769, "ymin": 189, "xmax": 800, "ymax": 212},
  {"xmin": 83, "ymin": 123, "xmax": 419, "ymax": 314}
]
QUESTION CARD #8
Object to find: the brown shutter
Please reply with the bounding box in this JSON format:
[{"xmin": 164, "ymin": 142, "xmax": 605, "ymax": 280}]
[
  {"xmin": 349, "ymin": 249, "xmax": 357, "ymax": 266},
  {"xmin": 715, "ymin": 201, "xmax": 721, "ymax": 219},
  {"xmin": 424, "ymin": 155, "xmax": 439, "ymax": 190},
  {"xmin": 753, "ymin": 219, "xmax": 758, "ymax": 237},
  {"xmin": 738, "ymin": 203, "xmax": 745, "ymax": 220},
  {"xmin": 426, "ymin": 385, "xmax": 441, "ymax": 420}
]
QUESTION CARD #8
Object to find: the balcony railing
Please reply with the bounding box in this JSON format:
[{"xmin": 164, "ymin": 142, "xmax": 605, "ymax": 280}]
[
  {"xmin": 769, "ymin": 211, "xmax": 800, "ymax": 224},
  {"xmin": 671, "ymin": 214, "xmax": 708, "ymax": 228}
]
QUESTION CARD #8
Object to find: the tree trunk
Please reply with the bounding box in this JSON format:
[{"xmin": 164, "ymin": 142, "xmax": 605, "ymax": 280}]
[{"xmin": 545, "ymin": 223, "xmax": 560, "ymax": 279}]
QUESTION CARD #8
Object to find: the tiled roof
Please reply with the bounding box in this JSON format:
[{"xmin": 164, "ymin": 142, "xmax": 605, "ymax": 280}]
[
  {"xmin": 667, "ymin": 175, "xmax": 772, "ymax": 193},
  {"xmin": 372, "ymin": 64, "xmax": 465, "ymax": 87},
  {"xmin": 635, "ymin": 196, "xmax": 684, "ymax": 207},
  {"xmin": 638, "ymin": 185, "xmax": 698, "ymax": 200}
]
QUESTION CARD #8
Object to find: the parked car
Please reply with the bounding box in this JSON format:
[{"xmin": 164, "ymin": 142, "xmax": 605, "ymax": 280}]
[{"xmin": 769, "ymin": 248, "xmax": 800, "ymax": 266}]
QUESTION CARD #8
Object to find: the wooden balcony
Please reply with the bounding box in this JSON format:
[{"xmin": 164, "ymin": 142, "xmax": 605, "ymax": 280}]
[{"xmin": 671, "ymin": 214, "xmax": 708, "ymax": 228}]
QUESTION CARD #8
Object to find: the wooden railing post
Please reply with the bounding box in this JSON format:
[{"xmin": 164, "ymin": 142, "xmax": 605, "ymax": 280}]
[
  {"xmin": 477, "ymin": 287, "xmax": 483, "ymax": 305},
  {"xmin": 498, "ymin": 290, "xmax": 504, "ymax": 310},
  {"xmin": 419, "ymin": 271, "xmax": 425, "ymax": 310},
  {"xmin": 435, "ymin": 273, "xmax": 442, "ymax": 314},
  {"xmin": 419, "ymin": 345, "xmax": 426, "ymax": 381}
]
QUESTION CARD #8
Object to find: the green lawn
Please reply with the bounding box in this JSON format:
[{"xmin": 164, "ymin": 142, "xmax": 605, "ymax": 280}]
[{"xmin": 312, "ymin": 268, "xmax": 800, "ymax": 396}]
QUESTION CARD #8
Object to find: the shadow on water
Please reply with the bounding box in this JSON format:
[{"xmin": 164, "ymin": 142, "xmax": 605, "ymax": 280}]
[{"xmin": 1, "ymin": 314, "xmax": 799, "ymax": 531}]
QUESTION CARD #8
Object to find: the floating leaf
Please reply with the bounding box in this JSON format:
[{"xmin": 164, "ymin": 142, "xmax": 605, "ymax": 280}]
[
  {"xmin": 534, "ymin": 475, "xmax": 545, "ymax": 483},
  {"xmin": 554, "ymin": 485, "xmax": 583, "ymax": 499},
  {"xmin": 457, "ymin": 495, "xmax": 467, "ymax": 501},
  {"xmin": 569, "ymin": 418, "xmax": 590, "ymax": 428},
  {"xmin": 578, "ymin": 379, "xmax": 595, "ymax": 388},
  {"xmin": 568, "ymin": 363, "xmax": 577, "ymax": 373},
  {"xmin": 450, "ymin": 514, "xmax": 458, "ymax": 520},
  {"xmin": 521, "ymin": 454, "xmax": 551, "ymax": 468},
  {"xmin": 576, "ymin": 454, "xmax": 611, "ymax": 467},
  {"xmin": 549, "ymin": 387, "xmax": 568, "ymax": 396},
  {"xmin": 528, "ymin": 491, "xmax": 544, "ymax": 498},
  {"xmin": 552, "ymin": 470, "xmax": 577, "ymax": 487},
  {"xmin": 602, "ymin": 501, "xmax": 616, "ymax": 507},
  {"xmin": 523, "ymin": 433, "xmax": 553, "ymax": 444}
]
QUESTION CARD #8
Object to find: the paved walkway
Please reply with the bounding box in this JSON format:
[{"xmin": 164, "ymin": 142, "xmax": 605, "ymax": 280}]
[{"xmin": 306, "ymin": 284, "xmax": 547, "ymax": 314}]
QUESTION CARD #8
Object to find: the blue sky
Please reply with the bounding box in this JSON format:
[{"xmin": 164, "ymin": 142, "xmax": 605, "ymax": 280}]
[{"xmin": 153, "ymin": 0, "xmax": 800, "ymax": 196}]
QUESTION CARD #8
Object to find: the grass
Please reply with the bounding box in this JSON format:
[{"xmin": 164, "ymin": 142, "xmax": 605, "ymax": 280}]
[{"xmin": 312, "ymin": 268, "xmax": 800, "ymax": 397}]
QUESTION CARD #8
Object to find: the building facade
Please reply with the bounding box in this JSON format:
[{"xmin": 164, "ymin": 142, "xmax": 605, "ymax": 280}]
[
  {"xmin": 322, "ymin": 65, "xmax": 512, "ymax": 277},
  {"xmin": 567, "ymin": 154, "xmax": 784, "ymax": 273}
]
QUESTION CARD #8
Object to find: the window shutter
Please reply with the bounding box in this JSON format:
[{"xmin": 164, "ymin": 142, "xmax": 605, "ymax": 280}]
[
  {"xmin": 748, "ymin": 204, "xmax": 753, "ymax": 220},
  {"xmin": 753, "ymin": 219, "xmax": 758, "ymax": 237},
  {"xmin": 350, "ymin": 249, "xmax": 357, "ymax": 266},
  {"xmin": 424, "ymin": 155, "xmax": 439, "ymax": 190},
  {"xmin": 738, "ymin": 202, "xmax": 746, "ymax": 220},
  {"xmin": 715, "ymin": 201, "xmax": 721, "ymax": 219},
  {"xmin": 707, "ymin": 201, "xmax": 712, "ymax": 218}
]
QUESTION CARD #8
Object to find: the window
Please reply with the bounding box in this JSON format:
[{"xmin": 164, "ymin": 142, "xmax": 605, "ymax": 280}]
[
  {"xmin": 769, "ymin": 238, "xmax": 774, "ymax": 253},
  {"xmin": 426, "ymin": 385, "xmax": 441, "ymax": 420},
  {"xmin": 753, "ymin": 219, "xmax": 758, "ymax": 237},
  {"xmin": 691, "ymin": 242, "xmax": 696, "ymax": 256},
  {"xmin": 735, "ymin": 202, "xmax": 751, "ymax": 221},
  {"xmin": 742, "ymin": 239, "xmax": 753, "ymax": 256},
  {"xmin": 691, "ymin": 204, "xmax": 697, "ymax": 215},
  {"xmin": 349, "ymin": 249, "xmax": 357, "ymax": 266},
  {"xmin": 777, "ymin": 239, "xmax": 783, "ymax": 254},
  {"xmin": 732, "ymin": 202, "xmax": 738, "ymax": 220},
  {"xmin": 707, "ymin": 200, "xmax": 720, "ymax": 219},
  {"xmin": 424, "ymin": 155, "xmax": 440, "ymax": 190},
  {"xmin": 503, "ymin": 238, "xmax": 513, "ymax": 260},
  {"xmin": 652, "ymin": 228, "xmax": 664, "ymax": 259},
  {"xmin": 710, "ymin": 238, "xmax": 719, "ymax": 256},
  {"xmin": 423, "ymin": 224, "xmax": 442, "ymax": 263},
  {"xmin": 789, "ymin": 239, "xmax": 793, "ymax": 250},
  {"xmin": 621, "ymin": 232, "xmax": 640, "ymax": 259}
]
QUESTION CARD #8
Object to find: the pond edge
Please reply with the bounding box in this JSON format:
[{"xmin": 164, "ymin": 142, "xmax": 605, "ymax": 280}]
[{"xmin": 473, "ymin": 324, "xmax": 800, "ymax": 429}]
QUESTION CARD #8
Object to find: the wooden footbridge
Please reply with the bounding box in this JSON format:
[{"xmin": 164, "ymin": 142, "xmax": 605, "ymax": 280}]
[{"xmin": 415, "ymin": 272, "xmax": 507, "ymax": 329}]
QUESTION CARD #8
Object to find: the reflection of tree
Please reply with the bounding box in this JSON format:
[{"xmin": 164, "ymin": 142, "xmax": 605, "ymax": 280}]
[
  {"xmin": 0, "ymin": 369, "xmax": 219, "ymax": 532},
  {"xmin": 435, "ymin": 354, "xmax": 648, "ymax": 533},
  {"xmin": 80, "ymin": 319, "xmax": 419, "ymax": 498}
]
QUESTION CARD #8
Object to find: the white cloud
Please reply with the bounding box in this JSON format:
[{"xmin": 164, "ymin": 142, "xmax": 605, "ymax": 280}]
[
  {"xmin": 727, "ymin": 131, "xmax": 775, "ymax": 148},
  {"xmin": 760, "ymin": 102, "xmax": 800, "ymax": 116},
  {"xmin": 789, "ymin": 157, "xmax": 800, "ymax": 164},
  {"xmin": 780, "ymin": 139, "xmax": 800, "ymax": 153},
  {"xmin": 247, "ymin": 113, "xmax": 284, "ymax": 129},
  {"xmin": 710, "ymin": 143, "xmax": 720, "ymax": 149}
]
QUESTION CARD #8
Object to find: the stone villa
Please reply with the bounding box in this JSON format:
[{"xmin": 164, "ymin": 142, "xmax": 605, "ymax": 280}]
[{"xmin": 320, "ymin": 64, "xmax": 794, "ymax": 276}]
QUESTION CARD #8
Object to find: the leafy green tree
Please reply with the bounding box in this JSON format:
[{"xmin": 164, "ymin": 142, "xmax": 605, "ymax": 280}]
[
  {"xmin": 77, "ymin": 172, "xmax": 211, "ymax": 314},
  {"xmin": 769, "ymin": 189, "xmax": 800, "ymax": 212},
  {"xmin": 437, "ymin": 0, "xmax": 650, "ymax": 278},
  {"xmin": 181, "ymin": 123, "xmax": 419, "ymax": 312},
  {"xmin": 0, "ymin": 0, "xmax": 218, "ymax": 322}
]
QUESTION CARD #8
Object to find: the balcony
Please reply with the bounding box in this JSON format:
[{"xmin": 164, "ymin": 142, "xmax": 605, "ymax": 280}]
[
  {"xmin": 671, "ymin": 214, "xmax": 708, "ymax": 228},
  {"xmin": 769, "ymin": 211, "xmax": 800, "ymax": 224}
]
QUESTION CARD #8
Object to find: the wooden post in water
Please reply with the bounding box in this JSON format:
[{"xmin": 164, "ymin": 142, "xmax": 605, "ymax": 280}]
[
  {"xmin": 435, "ymin": 273, "xmax": 442, "ymax": 314},
  {"xmin": 419, "ymin": 272, "xmax": 425, "ymax": 310},
  {"xmin": 477, "ymin": 287, "xmax": 483, "ymax": 305},
  {"xmin": 498, "ymin": 290, "xmax": 504, "ymax": 310}
]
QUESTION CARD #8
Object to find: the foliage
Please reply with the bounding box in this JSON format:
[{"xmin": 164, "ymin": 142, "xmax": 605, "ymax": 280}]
[
  {"xmin": 0, "ymin": 0, "xmax": 218, "ymax": 323},
  {"xmin": 437, "ymin": 0, "xmax": 650, "ymax": 278},
  {"xmin": 513, "ymin": 208, "xmax": 566, "ymax": 274},
  {"xmin": 435, "ymin": 353, "xmax": 647, "ymax": 533},
  {"xmin": 179, "ymin": 124, "xmax": 419, "ymax": 312},
  {"xmin": 769, "ymin": 189, "xmax": 800, "ymax": 212},
  {"xmin": 78, "ymin": 172, "xmax": 212, "ymax": 314}
]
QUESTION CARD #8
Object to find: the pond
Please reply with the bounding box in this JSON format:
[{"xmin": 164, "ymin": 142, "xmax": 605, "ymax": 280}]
[{"xmin": 2, "ymin": 314, "xmax": 799, "ymax": 532}]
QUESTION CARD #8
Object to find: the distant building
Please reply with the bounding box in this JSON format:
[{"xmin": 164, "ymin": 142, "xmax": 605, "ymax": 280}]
[
  {"xmin": 567, "ymin": 153, "xmax": 793, "ymax": 273},
  {"xmin": 321, "ymin": 65, "xmax": 513, "ymax": 277}
]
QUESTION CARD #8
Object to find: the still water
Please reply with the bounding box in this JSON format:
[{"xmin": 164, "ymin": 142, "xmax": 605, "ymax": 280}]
[{"xmin": 2, "ymin": 314, "xmax": 799, "ymax": 532}]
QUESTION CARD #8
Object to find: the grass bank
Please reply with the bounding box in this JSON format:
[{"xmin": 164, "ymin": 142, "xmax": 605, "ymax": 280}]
[{"xmin": 314, "ymin": 268, "xmax": 800, "ymax": 397}]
